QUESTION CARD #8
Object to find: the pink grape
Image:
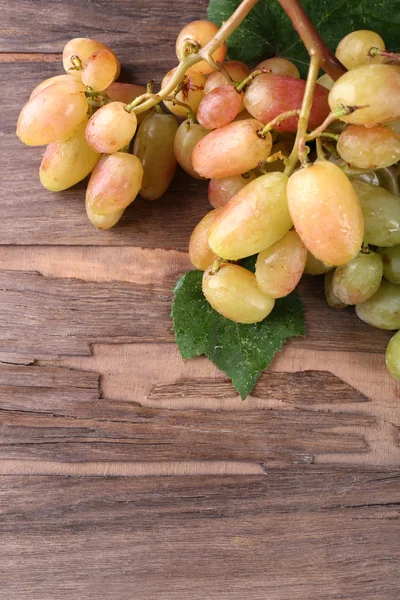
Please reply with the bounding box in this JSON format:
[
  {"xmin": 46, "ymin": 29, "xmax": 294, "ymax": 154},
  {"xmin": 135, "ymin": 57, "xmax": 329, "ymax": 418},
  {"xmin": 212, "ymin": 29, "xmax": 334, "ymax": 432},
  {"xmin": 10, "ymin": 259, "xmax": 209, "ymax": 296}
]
[
  {"xmin": 85, "ymin": 101, "xmax": 138, "ymax": 154},
  {"xmin": 197, "ymin": 85, "xmax": 243, "ymax": 129},
  {"xmin": 82, "ymin": 49, "xmax": 120, "ymax": 91},
  {"xmin": 208, "ymin": 173, "xmax": 256, "ymax": 208}
]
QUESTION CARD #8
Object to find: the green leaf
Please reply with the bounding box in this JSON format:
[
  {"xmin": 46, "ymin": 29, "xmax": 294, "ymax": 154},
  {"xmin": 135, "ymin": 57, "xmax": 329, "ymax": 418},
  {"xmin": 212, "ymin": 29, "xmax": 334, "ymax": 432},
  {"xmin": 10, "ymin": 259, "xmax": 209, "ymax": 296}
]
[
  {"xmin": 208, "ymin": 0, "xmax": 400, "ymax": 77},
  {"xmin": 172, "ymin": 270, "xmax": 304, "ymax": 399}
]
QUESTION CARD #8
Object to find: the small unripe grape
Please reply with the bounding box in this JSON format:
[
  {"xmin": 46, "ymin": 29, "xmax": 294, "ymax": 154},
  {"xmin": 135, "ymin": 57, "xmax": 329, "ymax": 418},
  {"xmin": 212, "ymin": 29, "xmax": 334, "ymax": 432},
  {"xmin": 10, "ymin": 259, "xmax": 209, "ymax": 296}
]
[
  {"xmin": 255, "ymin": 57, "xmax": 300, "ymax": 79},
  {"xmin": 352, "ymin": 181, "xmax": 400, "ymax": 247},
  {"xmin": 85, "ymin": 102, "xmax": 138, "ymax": 154},
  {"xmin": 62, "ymin": 38, "xmax": 114, "ymax": 76},
  {"xmin": 356, "ymin": 279, "xmax": 400, "ymax": 330},
  {"xmin": 208, "ymin": 172, "xmax": 291, "ymax": 260},
  {"xmin": 377, "ymin": 246, "xmax": 400, "ymax": 284},
  {"xmin": 176, "ymin": 20, "xmax": 227, "ymax": 75},
  {"xmin": 335, "ymin": 30, "xmax": 385, "ymax": 70},
  {"xmin": 255, "ymin": 230, "xmax": 307, "ymax": 298},
  {"xmin": 174, "ymin": 121, "xmax": 210, "ymax": 179},
  {"xmin": 337, "ymin": 125, "xmax": 400, "ymax": 170},
  {"xmin": 82, "ymin": 49, "xmax": 120, "ymax": 91},
  {"xmin": 189, "ymin": 209, "xmax": 220, "ymax": 270},
  {"xmin": 332, "ymin": 251, "xmax": 383, "ymax": 305},
  {"xmin": 208, "ymin": 173, "xmax": 256, "ymax": 209},
  {"xmin": 30, "ymin": 74, "xmax": 85, "ymax": 99},
  {"xmin": 204, "ymin": 61, "xmax": 250, "ymax": 94},
  {"xmin": 86, "ymin": 198, "xmax": 125, "ymax": 230},
  {"xmin": 385, "ymin": 331, "xmax": 400, "ymax": 381},
  {"xmin": 304, "ymin": 252, "xmax": 333, "ymax": 276},
  {"xmin": 197, "ymin": 85, "xmax": 243, "ymax": 129},
  {"xmin": 202, "ymin": 263, "xmax": 275, "ymax": 324},
  {"xmin": 161, "ymin": 68, "xmax": 206, "ymax": 118},
  {"xmin": 191, "ymin": 119, "xmax": 272, "ymax": 179},
  {"xmin": 324, "ymin": 270, "xmax": 348, "ymax": 309}
]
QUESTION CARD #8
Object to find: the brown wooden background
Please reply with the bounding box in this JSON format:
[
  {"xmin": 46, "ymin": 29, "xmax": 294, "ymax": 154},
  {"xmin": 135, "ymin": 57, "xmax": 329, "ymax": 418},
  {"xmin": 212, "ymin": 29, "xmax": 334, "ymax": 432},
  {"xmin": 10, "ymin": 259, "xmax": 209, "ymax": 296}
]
[{"xmin": 1, "ymin": 1, "xmax": 399, "ymax": 598}]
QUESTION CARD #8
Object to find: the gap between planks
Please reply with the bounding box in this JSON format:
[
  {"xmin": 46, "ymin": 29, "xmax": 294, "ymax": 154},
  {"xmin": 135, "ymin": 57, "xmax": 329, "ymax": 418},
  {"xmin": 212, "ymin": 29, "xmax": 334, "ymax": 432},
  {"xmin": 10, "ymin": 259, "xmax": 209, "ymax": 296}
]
[{"xmin": 0, "ymin": 53, "xmax": 61, "ymax": 63}]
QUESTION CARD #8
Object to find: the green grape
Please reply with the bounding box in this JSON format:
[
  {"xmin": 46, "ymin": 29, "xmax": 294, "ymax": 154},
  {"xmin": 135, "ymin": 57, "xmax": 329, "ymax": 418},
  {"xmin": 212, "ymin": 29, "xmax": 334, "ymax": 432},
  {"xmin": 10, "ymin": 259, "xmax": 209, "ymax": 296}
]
[
  {"xmin": 352, "ymin": 181, "xmax": 400, "ymax": 247},
  {"xmin": 317, "ymin": 73, "xmax": 334, "ymax": 90},
  {"xmin": 377, "ymin": 246, "xmax": 400, "ymax": 284},
  {"xmin": 332, "ymin": 251, "xmax": 383, "ymax": 305},
  {"xmin": 304, "ymin": 252, "xmax": 333, "ymax": 276},
  {"xmin": 337, "ymin": 125, "xmax": 400, "ymax": 170},
  {"xmin": 208, "ymin": 172, "xmax": 291, "ymax": 260},
  {"xmin": 86, "ymin": 199, "xmax": 125, "ymax": 230},
  {"xmin": 189, "ymin": 209, "xmax": 220, "ymax": 271},
  {"xmin": 324, "ymin": 270, "xmax": 348, "ymax": 309},
  {"xmin": 202, "ymin": 263, "xmax": 275, "ymax": 324},
  {"xmin": 356, "ymin": 279, "xmax": 400, "ymax": 329},
  {"xmin": 385, "ymin": 331, "xmax": 400, "ymax": 381},
  {"xmin": 335, "ymin": 30, "xmax": 385, "ymax": 70},
  {"xmin": 174, "ymin": 120, "xmax": 210, "ymax": 179}
]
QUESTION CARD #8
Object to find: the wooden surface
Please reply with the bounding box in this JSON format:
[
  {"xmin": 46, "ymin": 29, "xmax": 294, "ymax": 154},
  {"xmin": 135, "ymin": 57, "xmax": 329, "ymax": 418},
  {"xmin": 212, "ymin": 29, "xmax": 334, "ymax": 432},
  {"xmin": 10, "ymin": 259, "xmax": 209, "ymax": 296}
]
[{"xmin": 0, "ymin": 1, "xmax": 399, "ymax": 598}]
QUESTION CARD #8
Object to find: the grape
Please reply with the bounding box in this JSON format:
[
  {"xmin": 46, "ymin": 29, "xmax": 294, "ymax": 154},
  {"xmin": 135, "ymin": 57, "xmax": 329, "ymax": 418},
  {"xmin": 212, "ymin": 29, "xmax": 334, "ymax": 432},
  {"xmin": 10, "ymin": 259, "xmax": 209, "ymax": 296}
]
[
  {"xmin": 176, "ymin": 20, "xmax": 227, "ymax": 75},
  {"xmin": 317, "ymin": 73, "xmax": 334, "ymax": 90},
  {"xmin": 386, "ymin": 120, "xmax": 400, "ymax": 136},
  {"xmin": 30, "ymin": 74, "xmax": 85, "ymax": 99},
  {"xmin": 86, "ymin": 198, "xmax": 125, "ymax": 230},
  {"xmin": 82, "ymin": 49, "xmax": 120, "ymax": 91},
  {"xmin": 332, "ymin": 251, "xmax": 383, "ymax": 305},
  {"xmin": 335, "ymin": 30, "xmax": 385, "ymax": 70},
  {"xmin": 208, "ymin": 172, "xmax": 291, "ymax": 260},
  {"xmin": 255, "ymin": 230, "xmax": 307, "ymax": 298},
  {"xmin": 86, "ymin": 153, "xmax": 143, "ymax": 215},
  {"xmin": 244, "ymin": 74, "xmax": 329, "ymax": 132},
  {"xmin": 17, "ymin": 81, "xmax": 88, "ymax": 146},
  {"xmin": 337, "ymin": 125, "xmax": 400, "ymax": 170},
  {"xmin": 304, "ymin": 252, "xmax": 333, "ymax": 276},
  {"xmin": 328, "ymin": 65, "xmax": 400, "ymax": 126},
  {"xmin": 40, "ymin": 117, "xmax": 100, "ymax": 191},
  {"xmin": 324, "ymin": 270, "xmax": 348, "ymax": 309},
  {"xmin": 85, "ymin": 102, "xmax": 137, "ymax": 154},
  {"xmin": 133, "ymin": 111, "xmax": 178, "ymax": 201},
  {"xmin": 174, "ymin": 120, "xmax": 210, "ymax": 179},
  {"xmin": 189, "ymin": 209, "xmax": 220, "ymax": 270},
  {"xmin": 356, "ymin": 279, "xmax": 400, "ymax": 330},
  {"xmin": 191, "ymin": 119, "xmax": 272, "ymax": 179},
  {"xmin": 202, "ymin": 263, "xmax": 275, "ymax": 324},
  {"xmin": 287, "ymin": 161, "xmax": 364, "ymax": 266},
  {"xmin": 208, "ymin": 173, "xmax": 256, "ymax": 209},
  {"xmin": 352, "ymin": 181, "xmax": 400, "ymax": 247},
  {"xmin": 105, "ymin": 82, "xmax": 146, "ymax": 103},
  {"xmin": 377, "ymin": 246, "xmax": 400, "ymax": 284},
  {"xmin": 62, "ymin": 38, "xmax": 113, "ymax": 76},
  {"xmin": 161, "ymin": 68, "xmax": 206, "ymax": 118},
  {"xmin": 385, "ymin": 331, "xmax": 400, "ymax": 381},
  {"xmin": 255, "ymin": 57, "xmax": 300, "ymax": 79},
  {"xmin": 197, "ymin": 85, "xmax": 243, "ymax": 129},
  {"xmin": 204, "ymin": 61, "xmax": 250, "ymax": 94}
]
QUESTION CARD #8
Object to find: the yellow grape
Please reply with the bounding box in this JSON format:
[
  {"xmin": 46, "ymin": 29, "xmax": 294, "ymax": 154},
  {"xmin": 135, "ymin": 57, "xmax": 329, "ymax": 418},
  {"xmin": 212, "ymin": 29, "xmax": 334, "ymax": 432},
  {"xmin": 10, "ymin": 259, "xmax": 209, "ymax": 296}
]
[
  {"xmin": 82, "ymin": 49, "xmax": 120, "ymax": 91},
  {"xmin": 208, "ymin": 173, "xmax": 256, "ymax": 208},
  {"xmin": 189, "ymin": 209, "xmax": 220, "ymax": 270},
  {"xmin": 317, "ymin": 73, "xmax": 334, "ymax": 90},
  {"xmin": 337, "ymin": 125, "xmax": 400, "ymax": 170},
  {"xmin": 86, "ymin": 153, "xmax": 143, "ymax": 215},
  {"xmin": 40, "ymin": 117, "xmax": 100, "ymax": 191},
  {"xmin": 255, "ymin": 230, "xmax": 307, "ymax": 298},
  {"xmin": 288, "ymin": 161, "xmax": 364, "ymax": 266},
  {"xmin": 161, "ymin": 68, "xmax": 206, "ymax": 118},
  {"xmin": 133, "ymin": 111, "xmax": 178, "ymax": 201},
  {"xmin": 17, "ymin": 81, "xmax": 88, "ymax": 146},
  {"xmin": 174, "ymin": 120, "xmax": 210, "ymax": 179},
  {"xmin": 202, "ymin": 264, "xmax": 275, "ymax": 324},
  {"xmin": 335, "ymin": 30, "xmax": 385, "ymax": 70},
  {"xmin": 255, "ymin": 57, "xmax": 300, "ymax": 79},
  {"xmin": 329, "ymin": 64, "xmax": 400, "ymax": 125},
  {"xmin": 304, "ymin": 252, "xmax": 333, "ymax": 276},
  {"xmin": 191, "ymin": 119, "xmax": 272, "ymax": 179},
  {"xmin": 208, "ymin": 172, "xmax": 291, "ymax": 260},
  {"xmin": 386, "ymin": 120, "xmax": 400, "ymax": 135},
  {"xmin": 104, "ymin": 82, "xmax": 148, "ymax": 123},
  {"xmin": 352, "ymin": 181, "xmax": 400, "ymax": 247},
  {"xmin": 176, "ymin": 20, "xmax": 227, "ymax": 75},
  {"xmin": 385, "ymin": 331, "xmax": 400, "ymax": 381},
  {"xmin": 62, "ymin": 38, "xmax": 112, "ymax": 75},
  {"xmin": 30, "ymin": 74, "xmax": 85, "ymax": 99},
  {"xmin": 204, "ymin": 61, "xmax": 250, "ymax": 94},
  {"xmin": 85, "ymin": 102, "xmax": 137, "ymax": 154},
  {"xmin": 86, "ymin": 198, "xmax": 125, "ymax": 230},
  {"xmin": 324, "ymin": 270, "xmax": 348, "ymax": 309},
  {"xmin": 197, "ymin": 84, "xmax": 243, "ymax": 129}
]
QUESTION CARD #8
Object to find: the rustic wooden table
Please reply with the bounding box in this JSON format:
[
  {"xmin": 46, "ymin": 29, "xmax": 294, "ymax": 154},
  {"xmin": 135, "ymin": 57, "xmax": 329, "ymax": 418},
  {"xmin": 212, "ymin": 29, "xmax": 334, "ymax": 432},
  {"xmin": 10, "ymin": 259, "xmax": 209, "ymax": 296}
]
[{"xmin": 1, "ymin": 1, "xmax": 399, "ymax": 598}]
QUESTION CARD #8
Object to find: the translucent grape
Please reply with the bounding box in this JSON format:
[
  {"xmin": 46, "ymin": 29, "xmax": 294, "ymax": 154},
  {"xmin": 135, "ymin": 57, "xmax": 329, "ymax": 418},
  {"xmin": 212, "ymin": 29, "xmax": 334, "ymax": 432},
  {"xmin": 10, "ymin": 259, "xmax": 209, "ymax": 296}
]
[
  {"xmin": 17, "ymin": 81, "xmax": 88, "ymax": 146},
  {"xmin": 82, "ymin": 49, "xmax": 120, "ymax": 91},
  {"xmin": 208, "ymin": 173, "xmax": 256, "ymax": 209},
  {"xmin": 174, "ymin": 120, "xmax": 210, "ymax": 179},
  {"xmin": 287, "ymin": 161, "xmax": 364, "ymax": 266},
  {"xmin": 204, "ymin": 61, "xmax": 250, "ymax": 94},
  {"xmin": 189, "ymin": 209, "xmax": 220, "ymax": 270},
  {"xmin": 324, "ymin": 270, "xmax": 348, "ymax": 309},
  {"xmin": 329, "ymin": 64, "xmax": 400, "ymax": 126},
  {"xmin": 86, "ymin": 198, "xmax": 125, "ymax": 230},
  {"xmin": 385, "ymin": 331, "xmax": 400, "ymax": 381},
  {"xmin": 176, "ymin": 20, "xmax": 227, "ymax": 75},
  {"xmin": 85, "ymin": 102, "xmax": 137, "ymax": 154},
  {"xmin": 255, "ymin": 230, "xmax": 307, "ymax": 298},
  {"xmin": 62, "ymin": 38, "xmax": 113, "ymax": 76},
  {"xmin": 337, "ymin": 125, "xmax": 400, "ymax": 170},
  {"xmin": 255, "ymin": 57, "xmax": 300, "ymax": 79},
  {"xmin": 197, "ymin": 85, "xmax": 243, "ymax": 129},
  {"xmin": 40, "ymin": 117, "xmax": 100, "ymax": 191},
  {"xmin": 352, "ymin": 181, "xmax": 400, "ymax": 247},
  {"xmin": 30, "ymin": 74, "xmax": 85, "ymax": 99},
  {"xmin": 191, "ymin": 119, "xmax": 272, "ymax": 179},
  {"xmin": 317, "ymin": 73, "xmax": 334, "ymax": 90},
  {"xmin": 161, "ymin": 68, "xmax": 206, "ymax": 118},
  {"xmin": 332, "ymin": 251, "xmax": 383, "ymax": 305},
  {"xmin": 208, "ymin": 172, "xmax": 291, "ymax": 260},
  {"xmin": 356, "ymin": 279, "xmax": 400, "ymax": 330},
  {"xmin": 86, "ymin": 153, "xmax": 143, "ymax": 215},
  {"xmin": 377, "ymin": 246, "xmax": 400, "ymax": 284},
  {"xmin": 304, "ymin": 252, "xmax": 333, "ymax": 276},
  {"xmin": 386, "ymin": 120, "xmax": 400, "ymax": 136},
  {"xmin": 133, "ymin": 111, "xmax": 178, "ymax": 201},
  {"xmin": 335, "ymin": 30, "xmax": 385, "ymax": 70},
  {"xmin": 244, "ymin": 74, "xmax": 330, "ymax": 132},
  {"xmin": 202, "ymin": 263, "xmax": 275, "ymax": 324}
]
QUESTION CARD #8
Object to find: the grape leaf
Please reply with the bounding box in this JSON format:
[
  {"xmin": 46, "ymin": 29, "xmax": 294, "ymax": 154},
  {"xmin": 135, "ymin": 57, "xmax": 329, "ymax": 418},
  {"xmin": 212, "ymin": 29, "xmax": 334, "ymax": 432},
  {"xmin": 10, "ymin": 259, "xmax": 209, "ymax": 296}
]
[
  {"xmin": 208, "ymin": 0, "xmax": 400, "ymax": 76},
  {"xmin": 172, "ymin": 270, "xmax": 304, "ymax": 399}
]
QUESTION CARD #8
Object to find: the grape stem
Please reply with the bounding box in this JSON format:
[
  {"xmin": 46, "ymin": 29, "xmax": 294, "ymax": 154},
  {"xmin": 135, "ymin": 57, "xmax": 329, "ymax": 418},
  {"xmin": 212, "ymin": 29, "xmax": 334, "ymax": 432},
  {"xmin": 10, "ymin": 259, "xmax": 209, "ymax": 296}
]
[
  {"xmin": 236, "ymin": 70, "xmax": 263, "ymax": 92},
  {"xmin": 369, "ymin": 48, "xmax": 400, "ymax": 63},
  {"xmin": 306, "ymin": 106, "xmax": 353, "ymax": 141},
  {"xmin": 258, "ymin": 109, "xmax": 300, "ymax": 137}
]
